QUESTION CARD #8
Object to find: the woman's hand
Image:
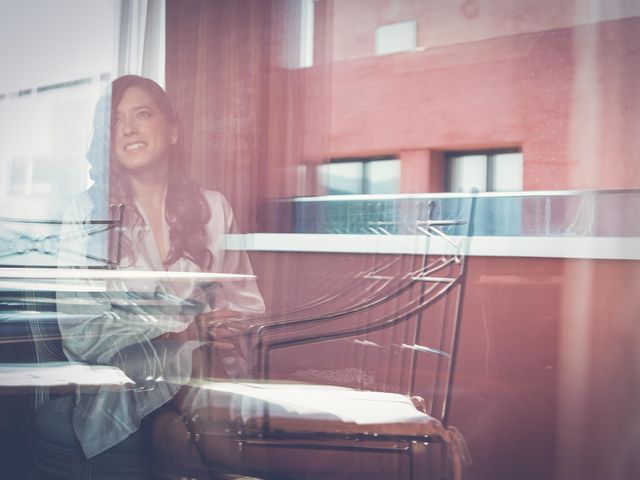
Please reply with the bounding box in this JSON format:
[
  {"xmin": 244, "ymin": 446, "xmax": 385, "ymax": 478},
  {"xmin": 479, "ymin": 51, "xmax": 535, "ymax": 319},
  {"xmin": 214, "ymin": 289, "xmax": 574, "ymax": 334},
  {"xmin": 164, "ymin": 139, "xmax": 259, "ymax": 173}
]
[
  {"xmin": 196, "ymin": 310, "xmax": 247, "ymax": 350},
  {"xmin": 155, "ymin": 310, "xmax": 245, "ymax": 343},
  {"xmin": 197, "ymin": 310, "xmax": 251, "ymax": 378}
]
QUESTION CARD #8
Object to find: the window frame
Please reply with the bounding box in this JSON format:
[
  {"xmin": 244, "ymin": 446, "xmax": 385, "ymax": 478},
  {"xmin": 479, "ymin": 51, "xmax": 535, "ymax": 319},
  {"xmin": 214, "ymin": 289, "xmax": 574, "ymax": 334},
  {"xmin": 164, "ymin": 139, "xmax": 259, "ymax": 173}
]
[
  {"xmin": 444, "ymin": 148, "xmax": 522, "ymax": 193},
  {"xmin": 322, "ymin": 155, "xmax": 400, "ymax": 195}
]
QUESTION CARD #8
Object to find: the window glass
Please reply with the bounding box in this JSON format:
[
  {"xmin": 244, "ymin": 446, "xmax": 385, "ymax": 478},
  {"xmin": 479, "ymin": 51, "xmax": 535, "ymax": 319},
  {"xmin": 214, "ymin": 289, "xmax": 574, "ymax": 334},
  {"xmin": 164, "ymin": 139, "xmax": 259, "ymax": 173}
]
[
  {"xmin": 0, "ymin": 80, "xmax": 108, "ymax": 219},
  {"xmin": 0, "ymin": 1, "xmax": 117, "ymax": 221},
  {"xmin": 2, "ymin": 2, "xmax": 639, "ymax": 480},
  {"xmin": 448, "ymin": 154, "xmax": 488, "ymax": 192},
  {"xmin": 0, "ymin": 0, "xmax": 115, "ymax": 92},
  {"xmin": 490, "ymin": 152, "xmax": 524, "ymax": 192},
  {"xmin": 321, "ymin": 161, "xmax": 364, "ymax": 194},
  {"xmin": 365, "ymin": 159, "xmax": 401, "ymax": 194}
]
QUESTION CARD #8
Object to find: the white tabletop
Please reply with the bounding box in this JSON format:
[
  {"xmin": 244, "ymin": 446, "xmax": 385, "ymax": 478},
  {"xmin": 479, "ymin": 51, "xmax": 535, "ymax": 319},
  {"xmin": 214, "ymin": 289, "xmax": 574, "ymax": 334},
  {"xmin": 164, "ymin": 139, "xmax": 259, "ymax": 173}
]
[
  {"xmin": 0, "ymin": 267, "xmax": 255, "ymax": 281},
  {"xmin": 0, "ymin": 363, "xmax": 135, "ymax": 394}
]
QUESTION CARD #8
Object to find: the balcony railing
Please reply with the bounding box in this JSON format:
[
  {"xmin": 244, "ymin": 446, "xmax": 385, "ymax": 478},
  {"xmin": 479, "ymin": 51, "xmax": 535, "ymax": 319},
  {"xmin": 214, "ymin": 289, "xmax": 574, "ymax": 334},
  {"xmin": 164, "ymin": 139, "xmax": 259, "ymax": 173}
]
[{"xmin": 262, "ymin": 189, "xmax": 640, "ymax": 238}]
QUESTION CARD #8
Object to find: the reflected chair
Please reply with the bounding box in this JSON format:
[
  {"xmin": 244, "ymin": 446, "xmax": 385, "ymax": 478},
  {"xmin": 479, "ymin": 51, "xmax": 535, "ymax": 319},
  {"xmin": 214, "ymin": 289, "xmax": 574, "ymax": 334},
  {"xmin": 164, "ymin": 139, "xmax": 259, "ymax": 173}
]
[
  {"xmin": 168, "ymin": 197, "xmax": 475, "ymax": 480},
  {"xmin": 0, "ymin": 210, "xmax": 155, "ymax": 479}
]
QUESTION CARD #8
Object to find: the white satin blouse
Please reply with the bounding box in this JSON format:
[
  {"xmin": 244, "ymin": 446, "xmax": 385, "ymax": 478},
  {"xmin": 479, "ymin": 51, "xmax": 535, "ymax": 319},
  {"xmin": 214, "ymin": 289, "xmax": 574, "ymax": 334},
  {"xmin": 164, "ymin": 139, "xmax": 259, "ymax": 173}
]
[{"xmin": 56, "ymin": 189, "xmax": 264, "ymax": 458}]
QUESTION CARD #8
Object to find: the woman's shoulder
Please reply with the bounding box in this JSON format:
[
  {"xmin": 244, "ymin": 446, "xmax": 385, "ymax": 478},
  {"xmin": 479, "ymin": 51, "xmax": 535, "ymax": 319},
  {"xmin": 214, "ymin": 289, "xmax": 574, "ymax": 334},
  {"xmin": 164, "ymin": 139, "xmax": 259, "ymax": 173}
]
[
  {"xmin": 200, "ymin": 189, "xmax": 232, "ymax": 212},
  {"xmin": 199, "ymin": 189, "xmax": 236, "ymax": 232},
  {"xmin": 201, "ymin": 188, "xmax": 228, "ymax": 203}
]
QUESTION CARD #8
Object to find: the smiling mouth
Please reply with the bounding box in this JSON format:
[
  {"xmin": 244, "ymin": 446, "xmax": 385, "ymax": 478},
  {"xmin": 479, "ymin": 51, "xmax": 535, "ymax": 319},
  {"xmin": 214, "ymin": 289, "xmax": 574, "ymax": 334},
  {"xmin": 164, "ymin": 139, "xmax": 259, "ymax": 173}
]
[{"xmin": 124, "ymin": 142, "xmax": 147, "ymax": 152}]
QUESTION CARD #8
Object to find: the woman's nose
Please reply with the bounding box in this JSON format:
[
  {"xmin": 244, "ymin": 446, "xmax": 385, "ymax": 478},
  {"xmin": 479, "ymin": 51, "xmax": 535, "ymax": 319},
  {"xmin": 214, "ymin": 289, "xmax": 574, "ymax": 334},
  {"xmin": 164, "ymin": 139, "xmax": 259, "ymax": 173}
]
[{"xmin": 121, "ymin": 118, "xmax": 138, "ymax": 136}]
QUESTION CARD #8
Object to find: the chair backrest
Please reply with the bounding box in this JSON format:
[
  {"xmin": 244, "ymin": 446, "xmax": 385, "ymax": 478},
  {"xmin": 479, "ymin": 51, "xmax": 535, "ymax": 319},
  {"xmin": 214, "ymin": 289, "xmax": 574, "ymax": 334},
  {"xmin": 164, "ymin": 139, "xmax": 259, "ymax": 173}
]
[
  {"xmin": 0, "ymin": 206, "xmax": 123, "ymax": 269},
  {"xmin": 0, "ymin": 210, "xmax": 123, "ymax": 406},
  {"xmin": 251, "ymin": 195, "xmax": 475, "ymax": 425}
]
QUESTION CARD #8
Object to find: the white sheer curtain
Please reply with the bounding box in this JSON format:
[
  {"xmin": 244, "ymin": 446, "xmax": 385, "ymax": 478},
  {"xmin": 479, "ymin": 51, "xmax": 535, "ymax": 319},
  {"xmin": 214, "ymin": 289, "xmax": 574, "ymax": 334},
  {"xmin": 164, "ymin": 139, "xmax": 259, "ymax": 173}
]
[{"xmin": 116, "ymin": 0, "xmax": 166, "ymax": 86}]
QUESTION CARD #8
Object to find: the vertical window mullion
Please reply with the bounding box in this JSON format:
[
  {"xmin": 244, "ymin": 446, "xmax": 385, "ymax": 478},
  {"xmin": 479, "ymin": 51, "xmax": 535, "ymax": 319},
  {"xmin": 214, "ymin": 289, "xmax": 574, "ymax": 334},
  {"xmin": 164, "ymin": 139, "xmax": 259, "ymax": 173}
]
[
  {"xmin": 362, "ymin": 161, "xmax": 369, "ymax": 194},
  {"xmin": 486, "ymin": 154, "xmax": 495, "ymax": 192}
]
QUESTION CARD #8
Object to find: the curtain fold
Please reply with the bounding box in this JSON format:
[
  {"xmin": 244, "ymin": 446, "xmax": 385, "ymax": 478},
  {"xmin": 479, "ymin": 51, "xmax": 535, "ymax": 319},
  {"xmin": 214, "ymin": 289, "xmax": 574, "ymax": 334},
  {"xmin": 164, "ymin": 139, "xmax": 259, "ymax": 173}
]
[
  {"xmin": 117, "ymin": 0, "xmax": 166, "ymax": 86},
  {"xmin": 166, "ymin": 0, "xmax": 331, "ymax": 232}
]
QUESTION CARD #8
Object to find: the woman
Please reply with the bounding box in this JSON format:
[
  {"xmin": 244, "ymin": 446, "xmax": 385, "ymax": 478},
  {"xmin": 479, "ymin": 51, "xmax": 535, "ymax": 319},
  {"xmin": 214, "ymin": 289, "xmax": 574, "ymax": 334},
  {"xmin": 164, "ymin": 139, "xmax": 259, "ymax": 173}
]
[{"xmin": 55, "ymin": 75, "xmax": 264, "ymax": 466}]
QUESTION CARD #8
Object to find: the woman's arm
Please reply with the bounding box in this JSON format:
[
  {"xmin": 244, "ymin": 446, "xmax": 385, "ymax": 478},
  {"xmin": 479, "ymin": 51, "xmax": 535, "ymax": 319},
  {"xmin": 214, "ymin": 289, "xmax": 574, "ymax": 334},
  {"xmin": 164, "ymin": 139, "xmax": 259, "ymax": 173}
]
[
  {"xmin": 201, "ymin": 190, "xmax": 265, "ymax": 315},
  {"xmin": 56, "ymin": 195, "xmax": 192, "ymax": 363}
]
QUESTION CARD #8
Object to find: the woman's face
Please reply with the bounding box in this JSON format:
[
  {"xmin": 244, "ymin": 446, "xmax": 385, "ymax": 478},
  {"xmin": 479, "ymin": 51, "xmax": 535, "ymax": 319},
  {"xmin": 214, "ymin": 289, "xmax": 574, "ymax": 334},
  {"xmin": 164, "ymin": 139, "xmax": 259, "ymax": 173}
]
[{"xmin": 112, "ymin": 86, "xmax": 177, "ymax": 173}]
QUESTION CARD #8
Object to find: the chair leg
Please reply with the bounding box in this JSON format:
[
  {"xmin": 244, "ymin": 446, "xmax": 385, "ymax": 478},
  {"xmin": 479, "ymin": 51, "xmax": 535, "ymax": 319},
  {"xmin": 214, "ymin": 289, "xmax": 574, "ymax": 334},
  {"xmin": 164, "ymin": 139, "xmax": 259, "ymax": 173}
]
[{"xmin": 440, "ymin": 441, "xmax": 450, "ymax": 480}]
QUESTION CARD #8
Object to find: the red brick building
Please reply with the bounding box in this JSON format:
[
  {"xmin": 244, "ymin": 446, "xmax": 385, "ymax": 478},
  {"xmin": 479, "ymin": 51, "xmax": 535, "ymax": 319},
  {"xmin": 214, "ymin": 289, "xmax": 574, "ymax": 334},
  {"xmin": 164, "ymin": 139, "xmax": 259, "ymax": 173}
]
[{"xmin": 166, "ymin": 2, "xmax": 640, "ymax": 479}]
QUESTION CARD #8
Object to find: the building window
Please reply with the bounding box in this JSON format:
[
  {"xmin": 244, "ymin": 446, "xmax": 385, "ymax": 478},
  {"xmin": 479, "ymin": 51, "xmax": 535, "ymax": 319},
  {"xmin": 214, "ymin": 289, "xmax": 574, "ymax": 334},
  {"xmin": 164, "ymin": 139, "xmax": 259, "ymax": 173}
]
[
  {"xmin": 298, "ymin": 0, "xmax": 314, "ymax": 68},
  {"xmin": 445, "ymin": 149, "xmax": 523, "ymax": 192},
  {"xmin": 375, "ymin": 21, "xmax": 417, "ymax": 55},
  {"xmin": 319, "ymin": 156, "xmax": 401, "ymax": 195}
]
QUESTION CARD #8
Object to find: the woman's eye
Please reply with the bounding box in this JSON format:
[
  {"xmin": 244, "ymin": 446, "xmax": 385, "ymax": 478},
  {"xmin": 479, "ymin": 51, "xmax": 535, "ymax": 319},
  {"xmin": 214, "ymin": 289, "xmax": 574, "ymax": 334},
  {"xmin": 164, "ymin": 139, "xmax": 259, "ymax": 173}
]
[{"xmin": 137, "ymin": 110, "xmax": 152, "ymax": 119}]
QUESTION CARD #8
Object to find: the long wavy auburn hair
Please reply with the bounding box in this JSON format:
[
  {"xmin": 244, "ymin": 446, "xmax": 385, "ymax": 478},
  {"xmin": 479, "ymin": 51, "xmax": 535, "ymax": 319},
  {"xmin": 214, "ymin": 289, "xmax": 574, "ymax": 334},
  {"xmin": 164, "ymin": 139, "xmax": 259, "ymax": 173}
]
[{"xmin": 103, "ymin": 75, "xmax": 213, "ymax": 270}]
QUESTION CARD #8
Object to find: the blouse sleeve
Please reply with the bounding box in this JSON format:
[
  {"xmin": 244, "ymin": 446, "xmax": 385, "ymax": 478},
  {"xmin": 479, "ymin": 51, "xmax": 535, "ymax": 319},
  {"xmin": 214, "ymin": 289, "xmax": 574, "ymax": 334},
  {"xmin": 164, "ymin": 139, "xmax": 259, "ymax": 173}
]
[
  {"xmin": 203, "ymin": 191, "xmax": 265, "ymax": 316},
  {"xmin": 56, "ymin": 195, "xmax": 191, "ymax": 364}
]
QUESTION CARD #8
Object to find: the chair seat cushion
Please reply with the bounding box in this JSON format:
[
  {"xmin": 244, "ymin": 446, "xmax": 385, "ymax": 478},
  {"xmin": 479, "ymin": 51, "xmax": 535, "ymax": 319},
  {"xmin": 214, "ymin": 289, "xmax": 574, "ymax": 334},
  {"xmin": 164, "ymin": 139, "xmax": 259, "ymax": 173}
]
[
  {"xmin": 186, "ymin": 380, "xmax": 441, "ymax": 437},
  {"xmin": 181, "ymin": 381, "xmax": 469, "ymax": 480}
]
